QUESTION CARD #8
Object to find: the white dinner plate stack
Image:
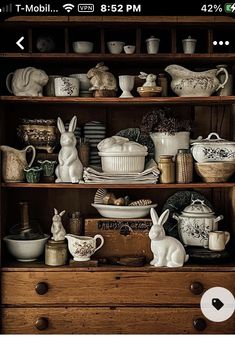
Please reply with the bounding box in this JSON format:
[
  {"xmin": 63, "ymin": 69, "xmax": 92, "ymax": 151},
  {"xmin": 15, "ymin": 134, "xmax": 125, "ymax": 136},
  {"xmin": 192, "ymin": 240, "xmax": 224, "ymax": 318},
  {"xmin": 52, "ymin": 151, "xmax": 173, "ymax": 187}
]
[{"xmin": 84, "ymin": 121, "xmax": 106, "ymax": 166}]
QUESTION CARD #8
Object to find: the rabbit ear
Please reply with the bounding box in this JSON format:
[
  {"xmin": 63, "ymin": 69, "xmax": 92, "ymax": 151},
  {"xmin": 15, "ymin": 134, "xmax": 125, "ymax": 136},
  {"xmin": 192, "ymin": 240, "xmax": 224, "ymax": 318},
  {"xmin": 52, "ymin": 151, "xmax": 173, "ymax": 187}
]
[
  {"xmin": 59, "ymin": 210, "xmax": 66, "ymax": 217},
  {"xmin": 54, "ymin": 208, "xmax": 58, "ymax": 215},
  {"xmin": 22, "ymin": 67, "xmax": 33, "ymax": 87},
  {"xmin": 57, "ymin": 117, "xmax": 65, "ymax": 133},
  {"xmin": 150, "ymin": 208, "xmax": 159, "ymax": 225},
  {"xmin": 96, "ymin": 62, "xmax": 104, "ymax": 68},
  {"xmin": 68, "ymin": 116, "xmax": 77, "ymax": 132},
  {"xmin": 158, "ymin": 209, "xmax": 170, "ymax": 227}
]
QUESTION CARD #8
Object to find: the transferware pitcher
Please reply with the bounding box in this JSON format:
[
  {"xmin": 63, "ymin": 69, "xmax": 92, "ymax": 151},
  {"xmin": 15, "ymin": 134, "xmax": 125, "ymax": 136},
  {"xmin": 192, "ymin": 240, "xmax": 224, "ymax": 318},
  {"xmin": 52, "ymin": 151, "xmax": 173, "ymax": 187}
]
[
  {"xmin": 165, "ymin": 64, "xmax": 228, "ymax": 97},
  {"xmin": 0, "ymin": 145, "xmax": 36, "ymax": 182}
]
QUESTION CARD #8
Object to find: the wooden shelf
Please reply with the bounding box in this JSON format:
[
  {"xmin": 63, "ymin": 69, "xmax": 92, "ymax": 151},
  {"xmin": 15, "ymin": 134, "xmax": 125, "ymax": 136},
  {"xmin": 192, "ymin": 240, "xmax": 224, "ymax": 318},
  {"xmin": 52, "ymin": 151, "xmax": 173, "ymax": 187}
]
[
  {"xmin": 1, "ymin": 95, "xmax": 235, "ymax": 105},
  {"xmin": 1, "ymin": 53, "xmax": 235, "ymax": 62},
  {"xmin": 2, "ymin": 182, "xmax": 235, "ymax": 189},
  {"xmin": 2, "ymin": 262, "xmax": 235, "ymax": 272}
]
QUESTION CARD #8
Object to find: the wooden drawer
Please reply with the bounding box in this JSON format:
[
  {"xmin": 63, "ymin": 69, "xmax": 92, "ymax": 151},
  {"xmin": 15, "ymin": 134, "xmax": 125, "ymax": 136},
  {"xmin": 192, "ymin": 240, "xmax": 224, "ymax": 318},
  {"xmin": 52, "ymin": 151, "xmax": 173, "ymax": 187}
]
[
  {"xmin": 2, "ymin": 271, "xmax": 235, "ymax": 305},
  {"xmin": 2, "ymin": 307, "xmax": 235, "ymax": 334}
]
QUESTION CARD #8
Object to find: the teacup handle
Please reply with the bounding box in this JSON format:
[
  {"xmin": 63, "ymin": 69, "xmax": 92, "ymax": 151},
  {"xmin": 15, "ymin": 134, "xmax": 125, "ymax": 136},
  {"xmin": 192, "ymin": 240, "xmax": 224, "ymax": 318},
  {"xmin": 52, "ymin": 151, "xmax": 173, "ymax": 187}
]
[
  {"xmin": 6, "ymin": 72, "xmax": 14, "ymax": 94},
  {"xmin": 25, "ymin": 145, "xmax": 36, "ymax": 168},
  {"xmin": 216, "ymin": 67, "xmax": 228, "ymax": 91},
  {"xmin": 93, "ymin": 234, "xmax": 104, "ymax": 253},
  {"xmin": 224, "ymin": 231, "xmax": 230, "ymax": 245}
]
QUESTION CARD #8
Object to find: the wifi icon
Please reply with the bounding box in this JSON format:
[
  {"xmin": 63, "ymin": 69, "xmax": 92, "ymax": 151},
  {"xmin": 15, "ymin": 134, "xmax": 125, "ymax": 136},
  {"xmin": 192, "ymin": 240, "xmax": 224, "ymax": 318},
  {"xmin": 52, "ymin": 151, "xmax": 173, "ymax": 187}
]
[{"xmin": 63, "ymin": 3, "xmax": 75, "ymax": 13}]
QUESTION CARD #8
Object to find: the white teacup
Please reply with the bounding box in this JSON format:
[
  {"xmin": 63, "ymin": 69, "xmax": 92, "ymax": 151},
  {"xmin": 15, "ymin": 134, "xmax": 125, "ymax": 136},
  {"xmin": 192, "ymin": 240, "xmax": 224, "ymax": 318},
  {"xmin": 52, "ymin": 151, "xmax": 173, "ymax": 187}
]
[
  {"xmin": 107, "ymin": 41, "xmax": 125, "ymax": 54},
  {"xmin": 208, "ymin": 231, "xmax": 230, "ymax": 251},
  {"xmin": 65, "ymin": 234, "xmax": 104, "ymax": 261},
  {"xmin": 54, "ymin": 77, "xmax": 79, "ymax": 97},
  {"xmin": 124, "ymin": 45, "xmax": 136, "ymax": 54}
]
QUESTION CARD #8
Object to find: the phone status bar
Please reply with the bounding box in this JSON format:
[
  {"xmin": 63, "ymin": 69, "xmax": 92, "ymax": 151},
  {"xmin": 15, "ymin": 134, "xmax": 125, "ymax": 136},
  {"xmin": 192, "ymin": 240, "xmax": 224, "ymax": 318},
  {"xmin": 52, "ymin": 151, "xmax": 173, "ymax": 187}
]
[{"xmin": 0, "ymin": 1, "xmax": 234, "ymax": 17}]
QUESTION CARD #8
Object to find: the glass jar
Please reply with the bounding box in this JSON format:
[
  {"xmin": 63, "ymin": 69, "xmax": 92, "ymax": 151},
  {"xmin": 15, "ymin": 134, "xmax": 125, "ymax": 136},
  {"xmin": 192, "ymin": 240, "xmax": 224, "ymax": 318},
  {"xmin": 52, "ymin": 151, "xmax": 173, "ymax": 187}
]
[
  {"xmin": 157, "ymin": 73, "xmax": 168, "ymax": 97},
  {"xmin": 68, "ymin": 211, "xmax": 83, "ymax": 235},
  {"xmin": 176, "ymin": 149, "xmax": 193, "ymax": 183},
  {"xmin": 45, "ymin": 239, "xmax": 68, "ymax": 266},
  {"xmin": 158, "ymin": 155, "xmax": 175, "ymax": 183}
]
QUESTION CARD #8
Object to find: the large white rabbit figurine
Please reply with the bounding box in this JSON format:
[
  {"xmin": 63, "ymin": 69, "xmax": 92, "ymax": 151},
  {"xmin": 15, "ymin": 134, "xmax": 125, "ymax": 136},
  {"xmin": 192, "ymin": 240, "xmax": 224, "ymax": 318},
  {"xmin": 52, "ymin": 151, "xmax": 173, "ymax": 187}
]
[
  {"xmin": 55, "ymin": 116, "xmax": 83, "ymax": 183},
  {"xmin": 149, "ymin": 208, "xmax": 189, "ymax": 267},
  {"xmin": 51, "ymin": 208, "xmax": 66, "ymax": 241}
]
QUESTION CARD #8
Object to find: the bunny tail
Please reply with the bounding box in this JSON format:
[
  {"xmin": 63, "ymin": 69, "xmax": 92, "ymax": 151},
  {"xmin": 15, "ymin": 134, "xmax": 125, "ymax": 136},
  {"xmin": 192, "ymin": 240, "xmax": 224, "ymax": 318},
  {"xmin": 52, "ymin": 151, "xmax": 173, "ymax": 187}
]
[{"xmin": 185, "ymin": 254, "xmax": 189, "ymax": 263}]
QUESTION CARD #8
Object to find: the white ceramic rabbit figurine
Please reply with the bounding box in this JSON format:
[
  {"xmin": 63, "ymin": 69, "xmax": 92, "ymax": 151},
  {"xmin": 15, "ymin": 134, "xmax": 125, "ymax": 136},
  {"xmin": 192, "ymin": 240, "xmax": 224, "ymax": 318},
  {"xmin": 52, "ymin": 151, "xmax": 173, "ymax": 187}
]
[
  {"xmin": 149, "ymin": 208, "xmax": 189, "ymax": 267},
  {"xmin": 51, "ymin": 208, "xmax": 66, "ymax": 241},
  {"xmin": 55, "ymin": 116, "xmax": 83, "ymax": 183}
]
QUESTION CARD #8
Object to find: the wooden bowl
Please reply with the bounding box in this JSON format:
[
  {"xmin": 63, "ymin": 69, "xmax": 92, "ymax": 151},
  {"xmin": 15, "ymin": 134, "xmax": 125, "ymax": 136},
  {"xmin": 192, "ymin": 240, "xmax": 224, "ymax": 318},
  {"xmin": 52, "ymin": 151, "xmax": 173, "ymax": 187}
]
[
  {"xmin": 195, "ymin": 162, "xmax": 235, "ymax": 183},
  {"xmin": 137, "ymin": 86, "xmax": 162, "ymax": 97}
]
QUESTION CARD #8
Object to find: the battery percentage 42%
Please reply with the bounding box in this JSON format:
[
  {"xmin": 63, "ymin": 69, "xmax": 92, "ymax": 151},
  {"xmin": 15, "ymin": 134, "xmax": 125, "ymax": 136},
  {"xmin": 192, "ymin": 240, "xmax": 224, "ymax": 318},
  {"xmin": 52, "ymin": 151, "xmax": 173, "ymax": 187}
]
[{"xmin": 201, "ymin": 4, "xmax": 223, "ymax": 13}]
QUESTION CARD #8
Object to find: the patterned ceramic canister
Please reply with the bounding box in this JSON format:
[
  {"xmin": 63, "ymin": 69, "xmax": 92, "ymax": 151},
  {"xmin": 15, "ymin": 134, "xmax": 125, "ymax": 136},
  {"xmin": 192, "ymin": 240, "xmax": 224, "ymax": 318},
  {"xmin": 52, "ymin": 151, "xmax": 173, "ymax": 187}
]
[{"xmin": 54, "ymin": 77, "xmax": 79, "ymax": 97}]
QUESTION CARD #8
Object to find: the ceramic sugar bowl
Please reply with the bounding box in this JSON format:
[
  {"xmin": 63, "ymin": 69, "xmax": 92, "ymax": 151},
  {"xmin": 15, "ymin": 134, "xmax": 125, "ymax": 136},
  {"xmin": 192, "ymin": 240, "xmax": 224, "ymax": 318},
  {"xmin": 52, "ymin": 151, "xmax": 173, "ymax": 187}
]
[{"xmin": 173, "ymin": 199, "xmax": 223, "ymax": 248}]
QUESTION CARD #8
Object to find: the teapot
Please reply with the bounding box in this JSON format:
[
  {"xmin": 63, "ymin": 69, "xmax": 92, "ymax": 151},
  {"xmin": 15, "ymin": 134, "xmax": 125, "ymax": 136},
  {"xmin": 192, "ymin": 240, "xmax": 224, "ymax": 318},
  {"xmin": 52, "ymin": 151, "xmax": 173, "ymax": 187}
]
[
  {"xmin": 65, "ymin": 234, "xmax": 104, "ymax": 261},
  {"xmin": 165, "ymin": 64, "xmax": 228, "ymax": 97},
  {"xmin": 0, "ymin": 145, "xmax": 36, "ymax": 182}
]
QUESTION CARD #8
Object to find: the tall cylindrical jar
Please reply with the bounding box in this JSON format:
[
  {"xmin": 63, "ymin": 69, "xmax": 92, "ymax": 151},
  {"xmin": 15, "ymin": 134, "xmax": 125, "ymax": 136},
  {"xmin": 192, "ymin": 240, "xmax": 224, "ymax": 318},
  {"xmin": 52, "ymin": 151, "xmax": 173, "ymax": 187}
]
[
  {"xmin": 68, "ymin": 211, "xmax": 83, "ymax": 235},
  {"xmin": 176, "ymin": 149, "xmax": 193, "ymax": 183},
  {"xmin": 157, "ymin": 73, "xmax": 168, "ymax": 97},
  {"xmin": 45, "ymin": 239, "xmax": 68, "ymax": 266},
  {"xmin": 158, "ymin": 155, "xmax": 175, "ymax": 183}
]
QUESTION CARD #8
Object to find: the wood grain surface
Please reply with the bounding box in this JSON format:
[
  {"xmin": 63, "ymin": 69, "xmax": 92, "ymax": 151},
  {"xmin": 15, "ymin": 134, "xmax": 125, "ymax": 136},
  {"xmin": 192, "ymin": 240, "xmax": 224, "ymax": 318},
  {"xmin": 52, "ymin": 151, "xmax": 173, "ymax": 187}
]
[
  {"xmin": 2, "ymin": 272, "xmax": 235, "ymax": 305},
  {"xmin": 2, "ymin": 307, "xmax": 235, "ymax": 334}
]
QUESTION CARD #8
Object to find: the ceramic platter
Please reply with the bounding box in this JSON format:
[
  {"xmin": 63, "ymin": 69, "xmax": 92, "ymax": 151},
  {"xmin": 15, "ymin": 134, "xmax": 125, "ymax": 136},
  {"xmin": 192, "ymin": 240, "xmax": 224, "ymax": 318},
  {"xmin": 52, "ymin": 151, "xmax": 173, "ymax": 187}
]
[{"xmin": 91, "ymin": 203, "xmax": 157, "ymax": 218}]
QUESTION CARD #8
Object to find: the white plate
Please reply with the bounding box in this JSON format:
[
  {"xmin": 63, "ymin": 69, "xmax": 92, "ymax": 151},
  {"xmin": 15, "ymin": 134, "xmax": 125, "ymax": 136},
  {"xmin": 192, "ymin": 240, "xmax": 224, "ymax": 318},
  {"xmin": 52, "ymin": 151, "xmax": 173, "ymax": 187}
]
[{"xmin": 91, "ymin": 203, "xmax": 157, "ymax": 219}]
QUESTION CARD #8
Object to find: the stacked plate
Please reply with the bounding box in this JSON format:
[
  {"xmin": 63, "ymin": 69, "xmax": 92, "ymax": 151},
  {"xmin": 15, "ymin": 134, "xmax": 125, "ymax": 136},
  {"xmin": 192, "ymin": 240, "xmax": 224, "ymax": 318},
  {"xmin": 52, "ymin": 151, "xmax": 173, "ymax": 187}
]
[
  {"xmin": 65, "ymin": 122, "xmax": 81, "ymax": 143},
  {"xmin": 80, "ymin": 90, "xmax": 93, "ymax": 97},
  {"xmin": 84, "ymin": 121, "xmax": 106, "ymax": 166}
]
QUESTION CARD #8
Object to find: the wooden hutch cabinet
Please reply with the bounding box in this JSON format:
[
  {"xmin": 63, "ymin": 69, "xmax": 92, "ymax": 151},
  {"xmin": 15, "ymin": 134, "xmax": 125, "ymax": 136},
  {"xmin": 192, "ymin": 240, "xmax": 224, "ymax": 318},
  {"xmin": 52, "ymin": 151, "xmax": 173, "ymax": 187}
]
[{"xmin": 0, "ymin": 15, "xmax": 235, "ymax": 334}]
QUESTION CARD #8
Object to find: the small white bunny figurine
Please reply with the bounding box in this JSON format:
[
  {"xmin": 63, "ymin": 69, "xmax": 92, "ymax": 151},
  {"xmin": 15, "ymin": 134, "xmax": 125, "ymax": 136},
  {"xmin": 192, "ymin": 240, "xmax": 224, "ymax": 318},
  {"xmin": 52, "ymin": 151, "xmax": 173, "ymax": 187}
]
[
  {"xmin": 149, "ymin": 208, "xmax": 189, "ymax": 267},
  {"xmin": 51, "ymin": 208, "xmax": 66, "ymax": 241},
  {"xmin": 55, "ymin": 116, "xmax": 83, "ymax": 183},
  {"xmin": 138, "ymin": 72, "xmax": 157, "ymax": 87}
]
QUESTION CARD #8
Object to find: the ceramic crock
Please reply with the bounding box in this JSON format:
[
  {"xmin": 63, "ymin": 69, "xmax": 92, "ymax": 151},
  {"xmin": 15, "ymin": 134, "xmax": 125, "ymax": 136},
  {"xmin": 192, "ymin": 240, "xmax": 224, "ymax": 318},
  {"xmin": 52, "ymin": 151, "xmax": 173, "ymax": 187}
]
[
  {"xmin": 173, "ymin": 199, "xmax": 223, "ymax": 248},
  {"xmin": 191, "ymin": 132, "xmax": 235, "ymax": 163}
]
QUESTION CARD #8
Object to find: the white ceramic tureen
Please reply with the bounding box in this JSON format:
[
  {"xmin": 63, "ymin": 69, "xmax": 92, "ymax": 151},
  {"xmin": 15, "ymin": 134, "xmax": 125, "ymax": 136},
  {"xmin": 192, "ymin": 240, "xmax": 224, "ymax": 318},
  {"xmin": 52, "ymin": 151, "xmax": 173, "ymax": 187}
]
[
  {"xmin": 173, "ymin": 199, "xmax": 223, "ymax": 248},
  {"xmin": 191, "ymin": 132, "xmax": 235, "ymax": 163}
]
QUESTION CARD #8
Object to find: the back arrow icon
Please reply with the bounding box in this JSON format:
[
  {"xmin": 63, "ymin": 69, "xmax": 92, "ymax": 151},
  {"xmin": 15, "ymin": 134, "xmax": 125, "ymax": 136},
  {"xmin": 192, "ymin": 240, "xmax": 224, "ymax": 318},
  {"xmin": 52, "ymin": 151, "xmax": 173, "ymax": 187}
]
[{"xmin": 16, "ymin": 36, "xmax": 24, "ymax": 50}]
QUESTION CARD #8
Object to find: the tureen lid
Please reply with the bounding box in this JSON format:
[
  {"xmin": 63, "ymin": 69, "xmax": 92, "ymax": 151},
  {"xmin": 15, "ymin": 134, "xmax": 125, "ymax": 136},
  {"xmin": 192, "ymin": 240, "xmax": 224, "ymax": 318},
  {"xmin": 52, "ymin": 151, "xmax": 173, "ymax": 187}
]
[
  {"xmin": 191, "ymin": 132, "xmax": 235, "ymax": 145},
  {"xmin": 182, "ymin": 199, "xmax": 214, "ymax": 216}
]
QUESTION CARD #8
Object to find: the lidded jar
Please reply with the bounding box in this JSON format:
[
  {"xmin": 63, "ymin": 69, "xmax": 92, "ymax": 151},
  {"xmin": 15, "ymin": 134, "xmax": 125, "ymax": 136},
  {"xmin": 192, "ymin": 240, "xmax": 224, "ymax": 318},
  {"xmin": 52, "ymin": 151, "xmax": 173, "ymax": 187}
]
[{"xmin": 158, "ymin": 155, "xmax": 175, "ymax": 183}]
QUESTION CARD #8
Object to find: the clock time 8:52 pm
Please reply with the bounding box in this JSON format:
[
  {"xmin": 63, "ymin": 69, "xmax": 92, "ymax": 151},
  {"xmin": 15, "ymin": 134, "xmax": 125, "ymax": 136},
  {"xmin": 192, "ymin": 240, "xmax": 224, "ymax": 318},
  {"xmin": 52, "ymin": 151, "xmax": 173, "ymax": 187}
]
[{"xmin": 100, "ymin": 4, "xmax": 142, "ymax": 13}]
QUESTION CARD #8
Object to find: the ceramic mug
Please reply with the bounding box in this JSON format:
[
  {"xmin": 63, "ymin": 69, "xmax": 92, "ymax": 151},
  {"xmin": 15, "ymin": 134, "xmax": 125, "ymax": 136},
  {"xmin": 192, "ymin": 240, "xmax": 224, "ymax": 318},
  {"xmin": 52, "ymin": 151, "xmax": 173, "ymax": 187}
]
[
  {"xmin": 208, "ymin": 231, "xmax": 230, "ymax": 251},
  {"xmin": 65, "ymin": 234, "xmax": 104, "ymax": 261},
  {"xmin": 54, "ymin": 77, "xmax": 79, "ymax": 97},
  {"xmin": 45, "ymin": 75, "xmax": 60, "ymax": 96},
  {"xmin": 69, "ymin": 73, "xmax": 91, "ymax": 91}
]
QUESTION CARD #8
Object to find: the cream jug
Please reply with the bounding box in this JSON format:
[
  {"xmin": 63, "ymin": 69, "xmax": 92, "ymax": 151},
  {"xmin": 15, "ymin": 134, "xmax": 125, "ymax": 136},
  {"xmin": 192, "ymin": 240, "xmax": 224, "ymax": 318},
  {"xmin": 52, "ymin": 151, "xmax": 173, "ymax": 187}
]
[
  {"xmin": 165, "ymin": 65, "xmax": 228, "ymax": 97},
  {"xmin": 0, "ymin": 145, "xmax": 36, "ymax": 182},
  {"xmin": 65, "ymin": 234, "xmax": 104, "ymax": 261},
  {"xmin": 208, "ymin": 231, "xmax": 230, "ymax": 251}
]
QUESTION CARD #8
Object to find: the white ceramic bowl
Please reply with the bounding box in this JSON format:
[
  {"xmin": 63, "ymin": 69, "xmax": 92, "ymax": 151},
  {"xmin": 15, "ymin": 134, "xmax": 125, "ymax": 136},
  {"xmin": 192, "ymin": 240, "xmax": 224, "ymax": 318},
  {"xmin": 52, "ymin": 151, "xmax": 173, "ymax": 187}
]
[
  {"xmin": 92, "ymin": 203, "xmax": 157, "ymax": 218},
  {"xmin": 69, "ymin": 73, "xmax": 91, "ymax": 91},
  {"xmin": 4, "ymin": 234, "xmax": 50, "ymax": 262},
  {"xmin": 124, "ymin": 45, "xmax": 136, "ymax": 54},
  {"xmin": 98, "ymin": 152, "xmax": 147, "ymax": 173},
  {"xmin": 73, "ymin": 41, "xmax": 94, "ymax": 53},
  {"xmin": 107, "ymin": 41, "xmax": 125, "ymax": 54}
]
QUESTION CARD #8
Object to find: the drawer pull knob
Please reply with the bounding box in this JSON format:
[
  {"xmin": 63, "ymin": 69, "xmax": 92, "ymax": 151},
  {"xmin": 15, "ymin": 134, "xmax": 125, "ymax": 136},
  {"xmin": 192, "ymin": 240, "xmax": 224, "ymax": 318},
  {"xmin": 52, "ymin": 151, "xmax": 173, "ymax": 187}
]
[
  {"xmin": 193, "ymin": 318, "xmax": 207, "ymax": 331},
  {"xmin": 35, "ymin": 317, "xmax": 49, "ymax": 331},
  {"xmin": 190, "ymin": 282, "xmax": 204, "ymax": 295},
  {"xmin": 35, "ymin": 282, "xmax": 48, "ymax": 295}
]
